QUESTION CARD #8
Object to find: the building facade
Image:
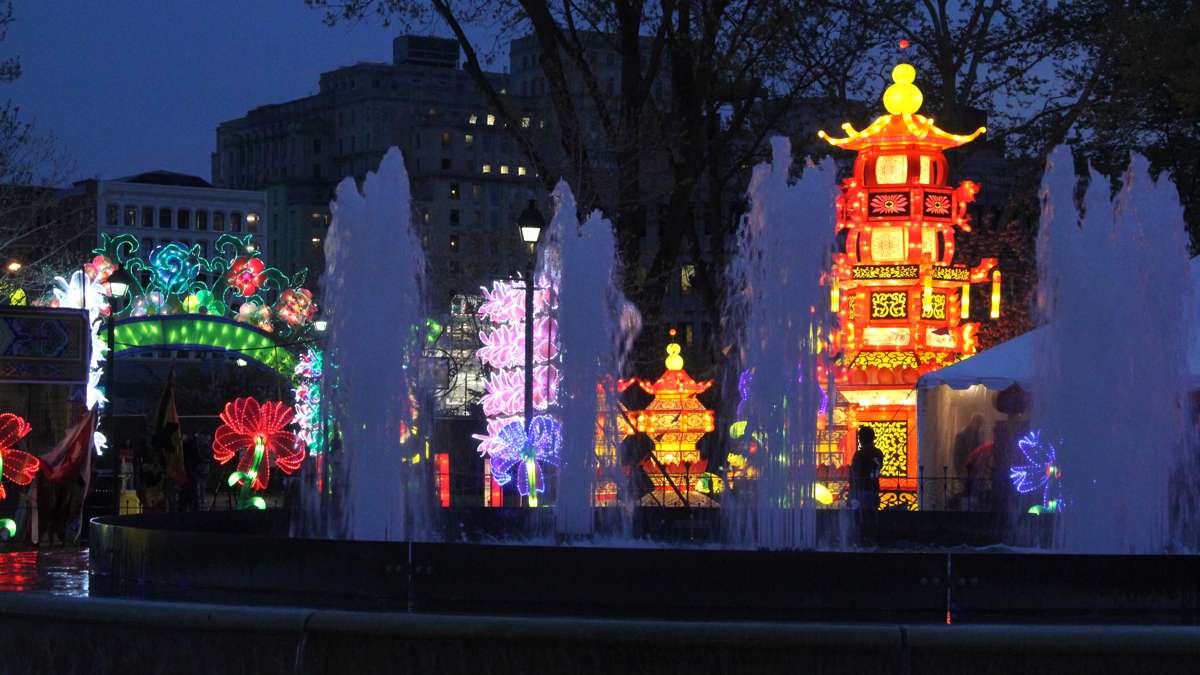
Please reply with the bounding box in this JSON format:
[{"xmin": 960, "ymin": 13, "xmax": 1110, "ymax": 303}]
[
  {"xmin": 212, "ymin": 35, "xmax": 543, "ymax": 311},
  {"xmin": 94, "ymin": 170, "xmax": 268, "ymax": 271}
]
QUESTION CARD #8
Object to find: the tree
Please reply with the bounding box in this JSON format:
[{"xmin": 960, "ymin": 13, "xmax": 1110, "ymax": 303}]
[
  {"xmin": 0, "ymin": 1, "xmax": 92, "ymax": 302},
  {"xmin": 307, "ymin": 0, "xmax": 889, "ymax": 371},
  {"xmin": 1069, "ymin": 0, "xmax": 1200, "ymax": 247}
]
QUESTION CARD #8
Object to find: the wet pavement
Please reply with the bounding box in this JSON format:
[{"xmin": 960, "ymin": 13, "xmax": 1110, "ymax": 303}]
[{"xmin": 0, "ymin": 548, "xmax": 88, "ymax": 596}]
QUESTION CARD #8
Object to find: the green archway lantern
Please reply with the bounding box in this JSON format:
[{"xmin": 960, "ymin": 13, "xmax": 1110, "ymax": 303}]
[{"xmin": 110, "ymin": 315, "xmax": 298, "ymax": 377}]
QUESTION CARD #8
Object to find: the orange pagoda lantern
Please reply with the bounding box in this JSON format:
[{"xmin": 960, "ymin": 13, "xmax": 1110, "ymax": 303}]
[
  {"xmin": 632, "ymin": 336, "xmax": 716, "ymax": 506},
  {"xmin": 818, "ymin": 61, "xmax": 999, "ymax": 510}
]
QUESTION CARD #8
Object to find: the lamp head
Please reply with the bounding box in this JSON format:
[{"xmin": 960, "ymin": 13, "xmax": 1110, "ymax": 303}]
[
  {"xmin": 517, "ymin": 199, "xmax": 545, "ymax": 245},
  {"xmin": 107, "ymin": 268, "xmax": 133, "ymax": 298}
]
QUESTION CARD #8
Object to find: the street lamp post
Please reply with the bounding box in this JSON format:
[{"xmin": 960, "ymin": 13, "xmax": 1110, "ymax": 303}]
[
  {"xmin": 517, "ymin": 200, "xmax": 545, "ymax": 508},
  {"xmin": 106, "ymin": 268, "xmax": 131, "ymax": 514}
]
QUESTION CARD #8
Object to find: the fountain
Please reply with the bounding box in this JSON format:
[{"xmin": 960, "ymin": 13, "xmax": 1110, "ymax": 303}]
[
  {"xmin": 550, "ymin": 183, "xmax": 630, "ymax": 538},
  {"xmin": 1035, "ymin": 147, "xmax": 1194, "ymax": 552},
  {"xmin": 306, "ymin": 147, "xmax": 433, "ymax": 541},
  {"xmin": 723, "ymin": 138, "xmax": 837, "ymax": 549}
]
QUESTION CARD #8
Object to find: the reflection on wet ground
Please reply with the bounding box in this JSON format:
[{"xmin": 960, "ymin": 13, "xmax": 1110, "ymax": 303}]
[{"xmin": 0, "ymin": 548, "xmax": 88, "ymax": 596}]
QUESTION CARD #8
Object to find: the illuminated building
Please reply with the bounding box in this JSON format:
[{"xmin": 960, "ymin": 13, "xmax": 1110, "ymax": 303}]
[
  {"xmin": 819, "ymin": 62, "xmax": 1000, "ymax": 510},
  {"xmin": 630, "ymin": 335, "xmax": 716, "ymax": 507}
]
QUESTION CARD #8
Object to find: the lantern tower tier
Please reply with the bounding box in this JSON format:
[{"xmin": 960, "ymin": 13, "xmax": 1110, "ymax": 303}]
[{"xmin": 819, "ymin": 63, "xmax": 1001, "ymax": 508}]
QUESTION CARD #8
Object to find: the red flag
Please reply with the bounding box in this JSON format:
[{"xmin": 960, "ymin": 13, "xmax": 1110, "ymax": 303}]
[{"xmin": 40, "ymin": 411, "xmax": 95, "ymax": 483}]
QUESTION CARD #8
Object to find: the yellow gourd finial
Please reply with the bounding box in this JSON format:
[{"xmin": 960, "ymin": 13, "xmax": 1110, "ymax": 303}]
[
  {"xmin": 883, "ymin": 63, "xmax": 922, "ymax": 115},
  {"xmin": 665, "ymin": 343, "xmax": 684, "ymax": 371}
]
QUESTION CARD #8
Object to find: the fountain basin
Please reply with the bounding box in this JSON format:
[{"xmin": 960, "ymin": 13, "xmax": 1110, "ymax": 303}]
[
  {"xmin": 89, "ymin": 512, "xmax": 1199, "ymax": 624},
  {"xmin": 9, "ymin": 592, "xmax": 1200, "ymax": 675}
]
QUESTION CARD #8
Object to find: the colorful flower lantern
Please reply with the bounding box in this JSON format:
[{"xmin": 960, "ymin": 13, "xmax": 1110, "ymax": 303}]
[
  {"xmin": 149, "ymin": 242, "xmax": 201, "ymax": 295},
  {"xmin": 182, "ymin": 289, "xmax": 225, "ymax": 316},
  {"xmin": 235, "ymin": 301, "xmax": 273, "ymax": 332},
  {"xmin": 818, "ymin": 62, "xmax": 1000, "ymax": 510},
  {"xmin": 83, "ymin": 255, "xmax": 116, "ymax": 284},
  {"xmin": 0, "ymin": 414, "xmax": 39, "ymax": 537},
  {"xmin": 1010, "ymin": 429, "xmax": 1062, "ymax": 514},
  {"xmin": 130, "ymin": 290, "xmax": 171, "ymax": 317},
  {"xmin": 212, "ymin": 397, "xmax": 305, "ymax": 509},
  {"xmin": 275, "ymin": 288, "xmax": 317, "ymax": 326},
  {"xmin": 488, "ymin": 414, "xmax": 562, "ymax": 499},
  {"xmin": 227, "ymin": 256, "xmax": 267, "ymax": 297}
]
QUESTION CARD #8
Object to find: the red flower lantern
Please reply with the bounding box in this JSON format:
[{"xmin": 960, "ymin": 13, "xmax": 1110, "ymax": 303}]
[
  {"xmin": 226, "ymin": 257, "xmax": 267, "ymax": 297},
  {"xmin": 83, "ymin": 255, "xmax": 116, "ymax": 284},
  {"xmin": 275, "ymin": 288, "xmax": 317, "ymax": 326},
  {"xmin": 212, "ymin": 397, "xmax": 303, "ymax": 494},
  {"xmin": 0, "ymin": 414, "xmax": 39, "ymax": 500}
]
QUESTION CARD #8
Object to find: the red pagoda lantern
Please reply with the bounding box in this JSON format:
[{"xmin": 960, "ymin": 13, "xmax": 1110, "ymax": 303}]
[{"xmin": 819, "ymin": 62, "xmax": 999, "ymax": 510}]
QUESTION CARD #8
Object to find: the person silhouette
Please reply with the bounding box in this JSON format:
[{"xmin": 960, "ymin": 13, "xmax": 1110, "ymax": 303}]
[{"xmin": 850, "ymin": 426, "xmax": 884, "ymax": 512}]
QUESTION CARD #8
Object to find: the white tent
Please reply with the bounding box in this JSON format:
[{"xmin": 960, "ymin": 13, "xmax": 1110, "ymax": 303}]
[
  {"xmin": 917, "ymin": 326, "xmax": 1046, "ymax": 391},
  {"xmin": 914, "ymin": 258, "xmax": 1200, "ymax": 505}
]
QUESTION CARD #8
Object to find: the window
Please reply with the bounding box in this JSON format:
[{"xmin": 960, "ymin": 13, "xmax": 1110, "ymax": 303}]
[
  {"xmin": 681, "ymin": 264, "xmax": 696, "ymax": 294},
  {"xmin": 517, "ymin": 166, "xmax": 527, "ymax": 176},
  {"xmin": 123, "ymin": 205, "xmax": 136, "ymax": 227},
  {"xmin": 313, "ymin": 164, "xmax": 322, "ymax": 178},
  {"xmin": 449, "ymin": 234, "xmax": 459, "ymax": 251},
  {"xmin": 441, "ymin": 131, "xmax": 451, "ymax": 146},
  {"xmin": 875, "ymin": 155, "xmax": 907, "ymax": 184},
  {"xmin": 500, "ymin": 165, "xmax": 510, "ymax": 175},
  {"xmin": 213, "ymin": 211, "xmax": 225, "ymax": 231},
  {"xmin": 159, "ymin": 207, "xmax": 172, "ymax": 228},
  {"xmin": 231, "ymin": 211, "xmax": 242, "ymax": 232},
  {"xmin": 247, "ymin": 212, "xmax": 259, "ymax": 233},
  {"xmin": 313, "ymin": 138, "xmax": 322, "ymax": 153},
  {"xmin": 449, "ymin": 182, "xmax": 460, "ymax": 199},
  {"xmin": 486, "ymin": 114, "xmax": 496, "ymax": 126},
  {"xmin": 450, "ymin": 209, "xmax": 460, "ymax": 225},
  {"xmin": 196, "ymin": 211, "xmax": 208, "ymax": 230},
  {"xmin": 468, "ymin": 114, "xmax": 478, "ymax": 125},
  {"xmin": 464, "ymin": 134, "xmax": 474, "ymax": 147},
  {"xmin": 178, "ymin": 209, "xmax": 191, "ymax": 230},
  {"xmin": 472, "ymin": 184, "xmax": 481, "ymax": 200},
  {"xmin": 441, "ymin": 158, "xmax": 451, "ymax": 170},
  {"xmin": 142, "ymin": 206, "xmax": 154, "ymax": 228},
  {"xmin": 871, "ymin": 229, "xmax": 906, "ymax": 261},
  {"xmin": 105, "ymin": 204, "xmax": 118, "ymax": 225},
  {"xmin": 521, "ymin": 116, "xmax": 531, "ymax": 128},
  {"xmin": 482, "ymin": 164, "xmax": 492, "ymax": 174}
]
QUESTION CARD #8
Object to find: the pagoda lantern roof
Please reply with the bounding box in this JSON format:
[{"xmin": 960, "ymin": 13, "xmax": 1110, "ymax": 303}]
[
  {"xmin": 635, "ymin": 343, "xmax": 713, "ymax": 397},
  {"xmin": 818, "ymin": 63, "xmax": 985, "ymax": 152}
]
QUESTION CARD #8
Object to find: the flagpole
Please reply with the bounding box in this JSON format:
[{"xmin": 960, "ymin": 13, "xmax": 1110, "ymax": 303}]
[{"xmin": 107, "ymin": 315, "xmax": 118, "ymax": 516}]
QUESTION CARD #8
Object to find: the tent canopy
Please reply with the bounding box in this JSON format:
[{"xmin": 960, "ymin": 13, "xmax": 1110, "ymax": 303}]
[
  {"xmin": 917, "ymin": 326, "xmax": 1045, "ymax": 390},
  {"xmin": 917, "ymin": 258, "xmax": 1200, "ymax": 391}
]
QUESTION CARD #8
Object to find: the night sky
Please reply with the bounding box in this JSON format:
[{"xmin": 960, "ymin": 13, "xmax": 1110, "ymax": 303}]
[{"xmin": 4, "ymin": 2, "xmax": 490, "ymax": 184}]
